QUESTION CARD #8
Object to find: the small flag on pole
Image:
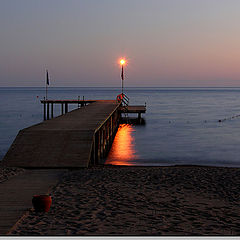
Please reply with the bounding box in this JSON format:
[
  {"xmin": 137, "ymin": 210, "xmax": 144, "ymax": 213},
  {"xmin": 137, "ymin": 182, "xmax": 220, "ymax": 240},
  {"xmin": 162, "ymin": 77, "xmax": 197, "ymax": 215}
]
[{"xmin": 46, "ymin": 70, "xmax": 50, "ymax": 85}]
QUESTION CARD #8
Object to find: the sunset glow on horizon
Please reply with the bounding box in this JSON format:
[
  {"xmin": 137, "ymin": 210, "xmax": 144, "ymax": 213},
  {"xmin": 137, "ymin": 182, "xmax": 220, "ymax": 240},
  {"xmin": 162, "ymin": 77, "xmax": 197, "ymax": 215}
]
[{"xmin": 1, "ymin": 0, "xmax": 240, "ymax": 87}]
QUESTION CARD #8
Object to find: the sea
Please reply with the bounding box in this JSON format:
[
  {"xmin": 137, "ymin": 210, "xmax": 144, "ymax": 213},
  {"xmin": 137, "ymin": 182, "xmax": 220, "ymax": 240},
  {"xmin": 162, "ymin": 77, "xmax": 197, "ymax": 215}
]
[{"xmin": 1, "ymin": 87, "xmax": 240, "ymax": 167}]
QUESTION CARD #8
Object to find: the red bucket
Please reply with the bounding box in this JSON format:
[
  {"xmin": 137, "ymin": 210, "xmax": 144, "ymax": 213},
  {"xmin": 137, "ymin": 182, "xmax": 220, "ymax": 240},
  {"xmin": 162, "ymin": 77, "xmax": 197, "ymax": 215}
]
[{"xmin": 32, "ymin": 195, "xmax": 52, "ymax": 212}]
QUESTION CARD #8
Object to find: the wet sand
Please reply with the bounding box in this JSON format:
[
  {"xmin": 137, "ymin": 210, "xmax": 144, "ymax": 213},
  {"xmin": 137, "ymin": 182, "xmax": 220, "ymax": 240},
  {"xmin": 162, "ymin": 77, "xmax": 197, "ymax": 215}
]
[{"xmin": 7, "ymin": 165, "xmax": 240, "ymax": 236}]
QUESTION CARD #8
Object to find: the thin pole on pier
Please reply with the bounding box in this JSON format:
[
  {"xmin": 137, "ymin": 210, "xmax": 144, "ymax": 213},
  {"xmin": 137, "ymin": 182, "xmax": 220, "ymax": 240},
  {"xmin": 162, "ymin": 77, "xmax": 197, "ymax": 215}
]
[
  {"xmin": 120, "ymin": 60, "xmax": 125, "ymax": 95},
  {"xmin": 122, "ymin": 65, "xmax": 124, "ymax": 94},
  {"xmin": 46, "ymin": 70, "xmax": 50, "ymax": 100}
]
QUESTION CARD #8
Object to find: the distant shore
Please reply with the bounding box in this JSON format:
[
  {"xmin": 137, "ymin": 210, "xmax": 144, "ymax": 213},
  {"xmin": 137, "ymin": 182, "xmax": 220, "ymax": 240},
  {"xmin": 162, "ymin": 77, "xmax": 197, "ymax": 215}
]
[{"xmin": 6, "ymin": 165, "xmax": 240, "ymax": 236}]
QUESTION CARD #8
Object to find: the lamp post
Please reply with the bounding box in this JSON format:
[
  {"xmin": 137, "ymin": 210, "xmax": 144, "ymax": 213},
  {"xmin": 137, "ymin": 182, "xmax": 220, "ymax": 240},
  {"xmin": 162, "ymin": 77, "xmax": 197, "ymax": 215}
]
[{"xmin": 120, "ymin": 59, "xmax": 125, "ymax": 95}]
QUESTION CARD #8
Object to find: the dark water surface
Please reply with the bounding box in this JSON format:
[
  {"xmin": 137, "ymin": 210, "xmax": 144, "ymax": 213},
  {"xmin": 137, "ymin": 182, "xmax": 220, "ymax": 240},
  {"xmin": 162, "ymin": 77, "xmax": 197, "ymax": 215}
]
[{"xmin": 1, "ymin": 87, "xmax": 240, "ymax": 167}]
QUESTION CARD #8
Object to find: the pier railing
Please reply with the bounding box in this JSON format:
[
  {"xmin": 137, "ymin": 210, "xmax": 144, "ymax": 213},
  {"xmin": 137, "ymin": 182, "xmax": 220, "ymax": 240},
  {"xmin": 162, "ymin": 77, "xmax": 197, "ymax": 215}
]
[
  {"xmin": 91, "ymin": 102, "xmax": 122, "ymax": 165},
  {"xmin": 41, "ymin": 99, "xmax": 96, "ymax": 120}
]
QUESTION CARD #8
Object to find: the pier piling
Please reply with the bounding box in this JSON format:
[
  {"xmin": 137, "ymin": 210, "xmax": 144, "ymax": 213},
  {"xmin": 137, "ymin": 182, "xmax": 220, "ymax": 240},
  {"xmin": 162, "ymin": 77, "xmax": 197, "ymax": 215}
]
[
  {"xmin": 51, "ymin": 103, "xmax": 54, "ymax": 118},
  {"xmin": 47, "ymin": 103, "xmax": 49, "ymax": 120}
]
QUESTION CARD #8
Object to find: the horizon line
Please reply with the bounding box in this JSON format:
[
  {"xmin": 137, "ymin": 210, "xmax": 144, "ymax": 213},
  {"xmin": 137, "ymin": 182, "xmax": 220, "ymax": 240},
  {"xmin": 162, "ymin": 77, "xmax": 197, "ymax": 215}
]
[{"xmin": 2, "ymin": 86, "xmax": 240, "ymax": 88}]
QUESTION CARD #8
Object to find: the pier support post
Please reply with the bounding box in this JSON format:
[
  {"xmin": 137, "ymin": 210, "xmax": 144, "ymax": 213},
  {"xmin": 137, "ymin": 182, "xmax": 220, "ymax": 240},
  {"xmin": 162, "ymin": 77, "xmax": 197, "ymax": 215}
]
[
  {"xmin": 138, "ymin": 113, "xmax": 141, "ymax": 120},
  {"xmin": 65, "ymin": 103, "xmax": 68, "ymax": 113},
  {"xmin": 43, "ymin": 102, "xmax": 46, "ymax": 121},
  {"xmin": 51, "ymin": 103, "xmax": 54, "ymax": 119},
  {"xmin": 47, "ymin": 103, "xmax": 50, "ymax": 120},
  {"xmin": 61, "ymin": 103, "xmax": 64, "ymax": 115},
  {"xmin": 138, "ymin": 113, "xmax": 142, "ymax": 123}
]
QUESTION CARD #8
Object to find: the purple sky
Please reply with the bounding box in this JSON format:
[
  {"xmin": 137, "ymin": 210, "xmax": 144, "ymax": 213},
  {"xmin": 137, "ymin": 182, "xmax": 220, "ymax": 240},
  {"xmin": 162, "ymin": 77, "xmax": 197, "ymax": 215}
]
[{"xmin": 1, "ymin": 0, "xmax": 240, "ymax": 87}]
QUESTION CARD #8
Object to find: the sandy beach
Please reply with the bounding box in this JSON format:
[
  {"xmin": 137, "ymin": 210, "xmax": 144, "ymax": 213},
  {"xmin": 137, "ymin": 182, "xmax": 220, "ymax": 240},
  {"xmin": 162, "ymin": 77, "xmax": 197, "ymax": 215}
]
[
  {"xmin": 0, "ymin": 167, "xmax": 25, "ymax": 183},
  {"xmin": 4, "ymin": 165, "xmax": 240, "ymax": 236}
]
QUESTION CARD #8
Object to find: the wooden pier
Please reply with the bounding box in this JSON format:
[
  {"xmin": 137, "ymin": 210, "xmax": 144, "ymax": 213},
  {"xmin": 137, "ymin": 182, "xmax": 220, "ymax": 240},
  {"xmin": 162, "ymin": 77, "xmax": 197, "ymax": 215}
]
[
  {"xmin": 2, "ymin": 99, "xmax": 146, "ymax": 168},
  {"xmin": 121, "ymin": 105, "xmax": 146, "ymax": 120}
]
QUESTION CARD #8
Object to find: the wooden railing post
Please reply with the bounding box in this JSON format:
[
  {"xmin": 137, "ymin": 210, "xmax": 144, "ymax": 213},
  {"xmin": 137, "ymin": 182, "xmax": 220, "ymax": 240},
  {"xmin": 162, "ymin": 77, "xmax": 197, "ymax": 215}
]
[
  {"xmin": 98, "ymin": 130, "xmax": 101, "ymax": 160},
  {"xmin": 110, "ymin": 115, "xmax": 113, "ymax": 141},
  {"xmin": 94, "ymin": 131, "xmax": 99, "ymax": 164},
  {"xmin": 101, "ymin": 129, "xmax": 104, "ymax": 159}
]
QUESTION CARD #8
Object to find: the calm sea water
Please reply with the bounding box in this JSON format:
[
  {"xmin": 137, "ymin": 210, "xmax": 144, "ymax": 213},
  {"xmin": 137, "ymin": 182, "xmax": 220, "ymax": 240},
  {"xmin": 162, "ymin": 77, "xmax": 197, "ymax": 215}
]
[{"xmin": 1, "ymin": 87, "xmax": 240, "ymax": 167}]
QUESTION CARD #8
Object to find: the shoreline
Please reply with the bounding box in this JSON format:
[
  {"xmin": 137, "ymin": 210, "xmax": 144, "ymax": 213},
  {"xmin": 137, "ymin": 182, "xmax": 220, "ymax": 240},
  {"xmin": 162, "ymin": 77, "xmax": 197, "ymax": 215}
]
[
  {"xmin": 104, "ymin": 163, "xmax": 240, "ymax": 168},
  {"xmin": 3, "ymin": 165, "xmax": 240, "ymax": 236}
]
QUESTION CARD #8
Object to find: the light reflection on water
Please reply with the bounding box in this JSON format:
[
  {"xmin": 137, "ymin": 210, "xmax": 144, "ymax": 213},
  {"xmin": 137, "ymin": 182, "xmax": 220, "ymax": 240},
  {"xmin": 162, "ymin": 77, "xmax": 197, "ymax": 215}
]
[{"xmin": 105, "ymin": 124, "xmax": 138, "ymax": 165}]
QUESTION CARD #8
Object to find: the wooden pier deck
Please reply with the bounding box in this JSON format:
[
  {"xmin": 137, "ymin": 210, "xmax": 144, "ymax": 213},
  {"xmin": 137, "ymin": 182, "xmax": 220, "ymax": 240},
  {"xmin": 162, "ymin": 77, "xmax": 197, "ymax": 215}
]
[
  {"xmin": 121, "ymin": 105, "xmax": 146, "ymax": 113},
  {"xmin": 2, "ymin": 100, "xmax": 120, "ymax": 168}
]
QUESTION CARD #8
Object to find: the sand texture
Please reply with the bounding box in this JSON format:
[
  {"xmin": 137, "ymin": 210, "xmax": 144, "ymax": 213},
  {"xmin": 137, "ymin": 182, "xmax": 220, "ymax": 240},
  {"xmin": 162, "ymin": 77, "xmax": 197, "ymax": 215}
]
[
  {"xmin": 8, "ymin": 166, "xmax": 240, "ymax": 236},
  {"xmin": 0, "ymin": 167, "xmax": 25, "ymax": 183}
]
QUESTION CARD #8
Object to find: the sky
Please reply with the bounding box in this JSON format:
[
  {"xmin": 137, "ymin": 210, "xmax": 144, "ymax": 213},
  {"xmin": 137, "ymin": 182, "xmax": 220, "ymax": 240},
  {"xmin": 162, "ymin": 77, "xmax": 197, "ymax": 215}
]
[{"xmin": 1, "ymin": 0, "xmax": 240, "ymax": 87}]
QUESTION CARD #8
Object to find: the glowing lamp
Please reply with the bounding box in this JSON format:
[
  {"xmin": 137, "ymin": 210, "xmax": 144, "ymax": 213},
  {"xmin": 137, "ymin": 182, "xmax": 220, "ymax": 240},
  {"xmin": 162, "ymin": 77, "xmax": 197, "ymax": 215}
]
[{"xmin": 120, "ymin": 59, "xmax": 125, "ymax": 65}]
